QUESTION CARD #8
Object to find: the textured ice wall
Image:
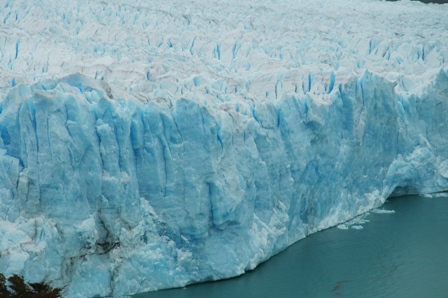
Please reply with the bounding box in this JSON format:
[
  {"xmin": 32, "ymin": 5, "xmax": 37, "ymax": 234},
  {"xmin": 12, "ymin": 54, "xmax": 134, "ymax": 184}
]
[{"xmin": 0, "ymin": 0, "xmax": 448, "ymax": 297}]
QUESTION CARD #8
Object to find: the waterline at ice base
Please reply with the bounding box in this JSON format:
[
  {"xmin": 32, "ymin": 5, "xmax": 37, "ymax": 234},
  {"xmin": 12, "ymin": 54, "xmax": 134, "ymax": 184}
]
[{"xmin": 0, "ymin": 0, "xmax": 447, "ymax": 297}]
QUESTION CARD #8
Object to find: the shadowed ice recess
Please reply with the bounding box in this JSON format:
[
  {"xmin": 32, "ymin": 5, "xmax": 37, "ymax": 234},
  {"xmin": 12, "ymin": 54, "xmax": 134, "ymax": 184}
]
[{"xmin": 0, "ymin": 0, "xmax": 447, "ymax": 297}]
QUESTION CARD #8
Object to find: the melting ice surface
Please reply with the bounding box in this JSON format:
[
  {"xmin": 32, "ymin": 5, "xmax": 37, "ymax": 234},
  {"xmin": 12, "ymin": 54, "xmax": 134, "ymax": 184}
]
[{"xmin": 0, "ymin": 0, "xmax": 448, "ymax": 297}]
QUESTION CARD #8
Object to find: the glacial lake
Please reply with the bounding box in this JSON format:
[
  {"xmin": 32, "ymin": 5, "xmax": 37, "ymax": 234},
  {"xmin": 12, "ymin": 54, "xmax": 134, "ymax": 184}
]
[{"xmin": 134, "ymin": 194, "xmax": 448, "ymax": 298}]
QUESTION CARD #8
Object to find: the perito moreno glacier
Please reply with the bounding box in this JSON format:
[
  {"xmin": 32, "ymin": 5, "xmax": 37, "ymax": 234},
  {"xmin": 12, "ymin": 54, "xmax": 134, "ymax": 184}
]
[{"xmin": 0, "ymin": 0, "xmax": 447, "ymax": 296}]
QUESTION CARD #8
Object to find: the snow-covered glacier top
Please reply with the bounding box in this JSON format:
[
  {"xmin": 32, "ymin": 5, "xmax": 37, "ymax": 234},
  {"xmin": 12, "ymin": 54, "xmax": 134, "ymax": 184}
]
[
  {"xmin": 0, "ymin": 0, "xmax": 448, "ymax": 297},
  {"xmin": 1, "ymin": 0, "xmax": 447, "ymax": 100}
]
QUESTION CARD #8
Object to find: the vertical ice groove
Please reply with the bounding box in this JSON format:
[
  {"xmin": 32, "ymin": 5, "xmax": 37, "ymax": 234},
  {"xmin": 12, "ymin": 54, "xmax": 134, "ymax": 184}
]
[
  {"xmin": 216, "ymin": 120, "xmax": 223, "ymax": 152},
  {"xmin": 160, "ymin": 117, "xmax": 171, "ymax": 197},
  {"xmin": 232, "ymin": 41, "xmax": 238, "ymax": 60},
  {"xmin": 275, "ymin": 107, "xmax": 281, "ymax": 128},
  {"xmin": 216, "ymin": 44, "xmax": 221, "ymax": 60},
  {"xmin": 328, "ymin": 71, "xmax": 335, "ymax": 94},
  {"xmin": 307, "ymin": 73, "xmax": 312, "ymax": 92},
  {"xmin": 14, "ymin": 39, "xmax": 19, "ymax": 59}
]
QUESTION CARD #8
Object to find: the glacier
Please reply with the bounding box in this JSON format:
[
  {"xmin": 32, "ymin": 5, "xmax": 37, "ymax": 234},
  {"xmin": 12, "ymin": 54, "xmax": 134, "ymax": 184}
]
[{"xmin": 0, "ymin": 0, "xmax": 448, "ymax": 297}]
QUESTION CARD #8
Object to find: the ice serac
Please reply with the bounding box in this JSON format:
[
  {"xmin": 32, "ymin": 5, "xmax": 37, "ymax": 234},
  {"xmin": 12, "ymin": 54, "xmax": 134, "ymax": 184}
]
[{"xmin": 0, "ymin": 0, "xmax": 448, "ymax": 297}]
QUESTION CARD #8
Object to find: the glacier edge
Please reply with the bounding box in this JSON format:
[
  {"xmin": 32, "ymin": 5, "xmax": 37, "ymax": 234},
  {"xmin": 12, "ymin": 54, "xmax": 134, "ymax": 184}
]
[{"xmin": 0, "ymin": 69, "xmax": 448, "ymax": 297}]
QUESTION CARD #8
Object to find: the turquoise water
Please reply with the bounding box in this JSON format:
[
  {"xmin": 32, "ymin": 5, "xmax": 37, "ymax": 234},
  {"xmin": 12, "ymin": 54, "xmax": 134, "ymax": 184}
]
[{"xmin": 134, "ymin": 195, "xmax": 448, "ymax": 298}]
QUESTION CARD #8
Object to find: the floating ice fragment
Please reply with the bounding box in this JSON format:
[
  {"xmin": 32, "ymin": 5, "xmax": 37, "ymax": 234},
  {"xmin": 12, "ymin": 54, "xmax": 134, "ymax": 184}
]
[
  {"xmin": 371, "ymin": 209, "xmax": 395, "ymax": 214},
  {"xmin": 422, "ymin": 192, "xmax": 448, "ymax": 198}
]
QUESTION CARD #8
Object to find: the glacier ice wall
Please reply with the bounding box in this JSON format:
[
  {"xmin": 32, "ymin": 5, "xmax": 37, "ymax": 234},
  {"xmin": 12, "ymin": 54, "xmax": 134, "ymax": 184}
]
[{"xmin": 0, "ymin": 0, "xmax": 448, "ymax": 297}]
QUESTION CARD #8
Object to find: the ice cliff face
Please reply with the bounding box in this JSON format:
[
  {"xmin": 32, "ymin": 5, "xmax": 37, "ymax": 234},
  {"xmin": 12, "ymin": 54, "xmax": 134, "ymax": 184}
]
[{"xmin": 0, "ymin": 0, "xmax": 448, "ymax": 297}]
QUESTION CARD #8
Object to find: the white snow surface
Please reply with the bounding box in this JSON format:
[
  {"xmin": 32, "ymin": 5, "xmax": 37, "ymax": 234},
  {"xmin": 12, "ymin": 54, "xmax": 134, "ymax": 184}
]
[{"xmin": 0, "ymin": 0, "xmax": 448, "ymax": 297}]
